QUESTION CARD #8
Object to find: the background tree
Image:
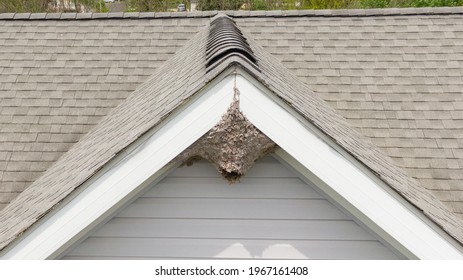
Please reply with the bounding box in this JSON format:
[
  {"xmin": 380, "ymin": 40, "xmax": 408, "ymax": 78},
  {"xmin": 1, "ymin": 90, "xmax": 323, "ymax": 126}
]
[
  {"xmin": 197, "ymin": 0, "xmax": 243, "ymax": 10},
  {"xmin": 0, "ymin": 0, "xmax": 49, "ymax": 12},
  {"xmin": 196, "ymin": 0, "xmax": 463, "ymax": 9},
  {"xmin": 1, "ymin": 0, "xmax": 462, "ymax": 13},
  {"xmin": 126, "ymin": 0, "xmax": 189, "ymax": 11},
  {"xmin": 0, "ymin": 0, "xmax": 108, "ymax": 13}
]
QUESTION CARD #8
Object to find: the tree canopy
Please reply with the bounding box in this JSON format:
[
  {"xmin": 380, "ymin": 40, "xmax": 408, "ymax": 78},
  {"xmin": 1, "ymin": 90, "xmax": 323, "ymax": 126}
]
[
  {"xmin": 0, "ymin": 0, "xmax": 108, "ymax": 13},
  {"xmin": 196, "ymin": 0, "xmax": 463, "ymax": 10},
  {"xmin": 1, "ymin": 0, "xmax": 462, "ymax": 13}
]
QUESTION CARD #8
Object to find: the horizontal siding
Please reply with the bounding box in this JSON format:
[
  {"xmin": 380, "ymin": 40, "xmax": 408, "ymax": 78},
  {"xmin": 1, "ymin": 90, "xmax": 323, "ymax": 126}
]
[
  {"xmin": 146, "ymin": 177, "xmax": 323, "ymax": 199},
  {"xmin": 63, "ymin": 156, "xmax": 400, "ymax": 259},
  {"xmin": 117, "ymin": 198, "xmax": 348, "ymax": 220},
  {"xmin": 64, "ymin": 238, "xmax": 398, "ymax": 260},
  {"xmin": 91, "ymin": 219, "xmax": 377, "ymax": 240}
]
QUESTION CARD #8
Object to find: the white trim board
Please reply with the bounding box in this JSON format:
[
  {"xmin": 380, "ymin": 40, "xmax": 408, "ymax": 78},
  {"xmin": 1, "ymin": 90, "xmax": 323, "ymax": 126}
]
[{"xmin": 2, "ymin": 68, "xmax": 462, "ymax": 259}]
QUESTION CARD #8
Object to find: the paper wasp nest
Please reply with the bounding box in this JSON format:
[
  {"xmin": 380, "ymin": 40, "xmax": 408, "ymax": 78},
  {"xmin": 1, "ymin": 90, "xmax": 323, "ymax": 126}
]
[{"xmin": 174, "ymin": 89, "xmax": 277, "ymax": 183}]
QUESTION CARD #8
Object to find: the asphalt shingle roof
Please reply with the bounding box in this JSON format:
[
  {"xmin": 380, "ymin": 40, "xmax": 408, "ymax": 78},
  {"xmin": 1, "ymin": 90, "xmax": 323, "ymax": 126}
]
[
  {"xmin": 1, "ymin": 7, "xmax": 463, "ymax": 252},
  {"xmin": 235, "ymin": 13, "xmax": 463, "ymax": 220},
  {"xmin": 0, "ymin": 17, "xmax": 209, "ymax": 210}
]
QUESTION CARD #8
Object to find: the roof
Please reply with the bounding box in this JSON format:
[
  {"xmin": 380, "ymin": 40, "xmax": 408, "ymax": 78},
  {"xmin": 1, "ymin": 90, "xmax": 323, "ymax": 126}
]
[{"xmin": 1, "ymin": 7, "xmax": 463, "ymax": 251}]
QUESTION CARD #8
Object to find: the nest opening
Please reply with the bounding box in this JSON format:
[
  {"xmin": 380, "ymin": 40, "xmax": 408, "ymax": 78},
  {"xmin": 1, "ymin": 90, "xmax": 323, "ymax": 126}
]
[{"xmin": 220, "ymin": 169, "xmax": 242, "ymax": 183}]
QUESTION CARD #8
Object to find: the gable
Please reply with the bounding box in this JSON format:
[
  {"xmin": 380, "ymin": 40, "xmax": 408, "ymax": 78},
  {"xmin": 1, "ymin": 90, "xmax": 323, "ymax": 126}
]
[
  {"xmin": 2, "ymin": 69, "xmax": 461, "ymax": 259},
  {"xmin": 1, "ymin": 11, "xmax": 463, "ymax": 259},
  {"xmin": 62, "ymin": 156, "xmax": 401, "ymax": 260}
]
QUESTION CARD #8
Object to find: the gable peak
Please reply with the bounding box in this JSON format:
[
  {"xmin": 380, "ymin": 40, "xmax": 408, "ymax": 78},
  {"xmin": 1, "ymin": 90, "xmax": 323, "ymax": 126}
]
[{"xmin": 206, "ymin": 15, "xmax": 258, "ymax": 72}]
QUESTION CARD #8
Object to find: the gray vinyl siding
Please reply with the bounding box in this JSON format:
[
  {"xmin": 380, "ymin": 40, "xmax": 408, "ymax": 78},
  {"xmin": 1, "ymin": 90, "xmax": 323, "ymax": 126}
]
[{"xmin": 62, "ymin": 156, "xmax": 401, "ymax": 259}]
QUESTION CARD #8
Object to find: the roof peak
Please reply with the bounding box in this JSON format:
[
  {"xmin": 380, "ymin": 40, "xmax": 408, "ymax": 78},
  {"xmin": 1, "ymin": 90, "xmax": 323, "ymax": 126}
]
[
  {"xmin": 206, "ymin": 15, "xmax": 258, "ymax": 72},
  {"xmin": 1, "ymin": 7, "xmax": 462, "ymax": 20}
]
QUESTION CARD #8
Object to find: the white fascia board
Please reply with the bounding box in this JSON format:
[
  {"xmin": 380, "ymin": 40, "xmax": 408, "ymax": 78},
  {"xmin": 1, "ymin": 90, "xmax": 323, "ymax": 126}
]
[
  {"xmin": 236, "ymin": 71, "xmax": 463, "ymax": 260},
  {"xmin": 1, "ymin": 73, "xmax": 236, "ymax": 260}
]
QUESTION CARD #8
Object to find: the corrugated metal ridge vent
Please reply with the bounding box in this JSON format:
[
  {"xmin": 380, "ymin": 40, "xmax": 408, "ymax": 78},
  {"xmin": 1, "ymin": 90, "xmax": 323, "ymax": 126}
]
[{"xmin": 206, "ymin": 15, "xmax": 258, "ymax": 71}]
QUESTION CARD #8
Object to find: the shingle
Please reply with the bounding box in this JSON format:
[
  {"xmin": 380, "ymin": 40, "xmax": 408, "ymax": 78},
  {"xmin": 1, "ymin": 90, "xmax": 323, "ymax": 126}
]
[
  {"xmin": 233, "ymin": 10, "xmax": 251, "ymax": 17},
  {"xmin": 0, "ymin": 13, "xmax": 15, "ymax": 20},
  {"xmin": 139, "ymin": 12, "xmax": 155, "ymax": 18},
  {"xmin": 362, "ymin": 8, "xmax": 384, "ymax": 16},
  {"xmin": 344, "ymin": 9, "xmax": 367, "ymax": 16},
  {"xmin": 170, "ymin": 12, "xmax": 186, "ymax": 18},
  {"xmin": 265, "ymin": 10, "xmax": 283, "ymax": 17},
  {"xmin": 123, "ymin": 12, "xmax": 139, "ymax": 18},
  {"xmin": 186, "ymin": 11, "xmax": 203, "ymax": 17},
  {"xmin": 60, "ymin": 13, "xmax": 77, "ymax": 20},
  {"xmin": 13, "ymin": 13, "xmax": 31, "ymax": 20},
  {"xmin": 332, "ymin": 9, "xmax": 355, "ymax": 16},
  {"xmin": 92, "ymin": 13, "xmax": 108, "ymax": 19},
  {"xmin": 29, "ymin": 13, "xmax": 47, "ymax": 20},
  {"xmin": 45, "ymin": 13, "xmax": 61, "ymax": 19},
  {"xmin": 202, "ymin": 11, "xmax": 218, "ymax": 17},
  {"xmin": 249, "ymin": 10, "xmax": 265, "ymax": 16},
  {"xmin": 107, "ymin": 12, "xmax": 124, "ymax": 19},
  {"xmin": 447, "ymin": 7, "xmax": 463, "ymax": 14},
  {"xmin": 76, "ymin": 13, "xmax": 93, "ymax": 19}
]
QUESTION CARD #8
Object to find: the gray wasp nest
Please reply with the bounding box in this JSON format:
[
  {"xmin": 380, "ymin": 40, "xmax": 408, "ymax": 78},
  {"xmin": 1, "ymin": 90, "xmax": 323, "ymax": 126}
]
[{"xmin": 175, "ymin": 88, "xmax": 277, "ymax": 183}]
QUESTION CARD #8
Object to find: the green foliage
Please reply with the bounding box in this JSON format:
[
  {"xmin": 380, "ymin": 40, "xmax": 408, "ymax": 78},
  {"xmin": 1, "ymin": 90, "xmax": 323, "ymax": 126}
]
[
  {"xmin": 126, "ymin": 0, "xmax": 188, "ymax": 11},
  {"xmin": 128, "ymin": 0, "xmax": 164, "ymax": 11},
  {"xmin": 359, "ymin": 0, "xmax": 463, "ymax": 8},
  {"xmin": 0, "ymin": 0, "xmax": 49, "ymax": 12},
  {"xmin": 249, "ymin": 0, "xmax": 267, "ymax": 10},
  {"xmin": 197, "ymin": 0, "xmax": 242, "ymax": 10},
  {"xmin": 411, "ymin": 0, "xmax": 463, "ymax": 7},
  {"xmin": 0, "ymin": 0, "xmax": 462, "ymax": 13},
  {"xmin": 196, "ymin": 0, "xmax": 462, "ymax": 10},
  {"xmin": 94, "ymin": 0, "xmax": 109, "ymax": 12},
  {"xmin": 360, "ymin": 0, "xmax": 391, "ymax": 8},
  {"xmin": 0, "ymin": 0, "xmax": 106, "ymax": 13},
  {"xmin": 300, "ymin": 0, "xmax": 358, "ymax": 9}
]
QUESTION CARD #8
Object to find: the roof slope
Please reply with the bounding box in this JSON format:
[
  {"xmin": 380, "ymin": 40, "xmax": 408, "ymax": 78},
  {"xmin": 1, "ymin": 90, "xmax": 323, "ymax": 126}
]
[
  {"xmin": 240, "ymin": 28, "xmax": 463, "ymax": 244},
  {"xmin": 235, "ymin": 12, "xmax": 463, "ymax": 219},
  {"xmin": 0, "ymin": 18, "xmax": 213, "ymax": 251},
  {"xmin": 1, "ymin": 8, "xmax": 463, "ymax": 251},
  {"xmin": 0, "ymin": 17, "xmax": 209, "ymax": 210}
]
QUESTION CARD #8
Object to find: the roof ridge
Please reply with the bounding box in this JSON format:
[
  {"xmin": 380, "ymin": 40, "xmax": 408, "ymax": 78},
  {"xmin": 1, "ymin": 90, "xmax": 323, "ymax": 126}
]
[
  {"xmin": 1, "ymin": 7, "xmax": 462, "ymax": 20},
  {"xmin": 206, "ymin": 15, "xmax": 258, "ymax": 72}
]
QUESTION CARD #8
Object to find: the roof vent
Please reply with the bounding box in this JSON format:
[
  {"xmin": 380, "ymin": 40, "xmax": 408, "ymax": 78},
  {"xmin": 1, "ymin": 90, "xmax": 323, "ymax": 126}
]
[{"xmin": 206, "ymin": 15, "xmax": 258, "ymax": 71}]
